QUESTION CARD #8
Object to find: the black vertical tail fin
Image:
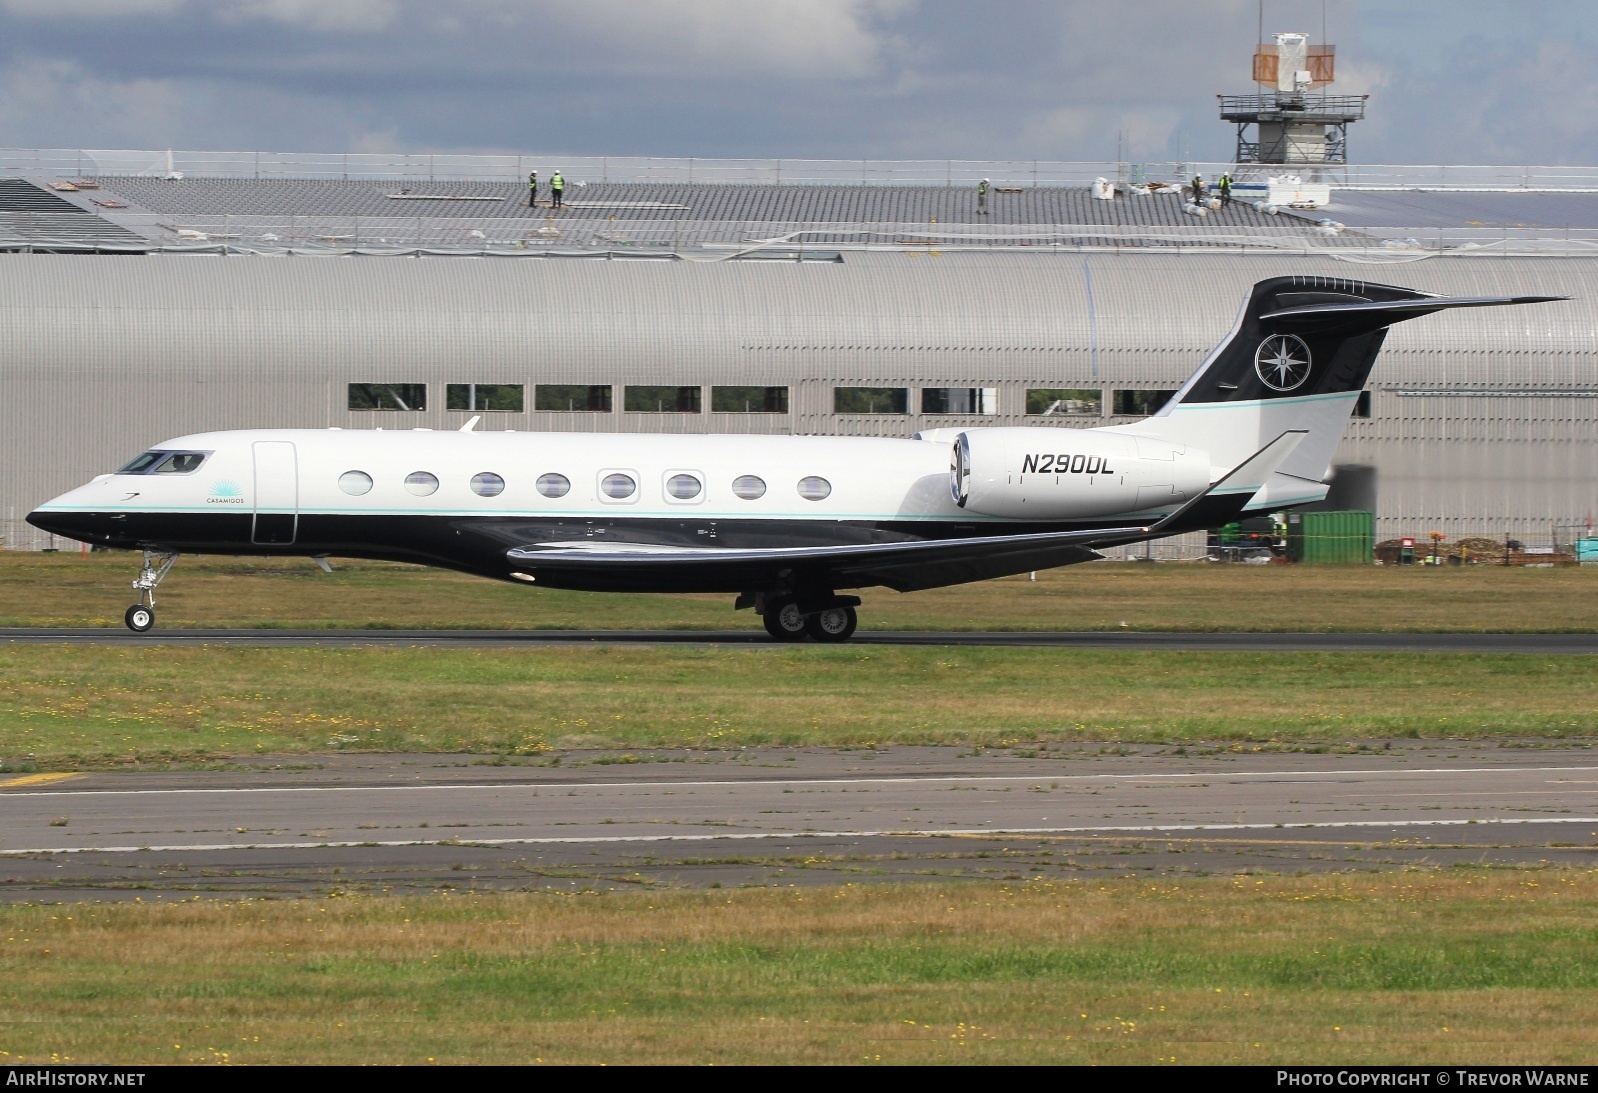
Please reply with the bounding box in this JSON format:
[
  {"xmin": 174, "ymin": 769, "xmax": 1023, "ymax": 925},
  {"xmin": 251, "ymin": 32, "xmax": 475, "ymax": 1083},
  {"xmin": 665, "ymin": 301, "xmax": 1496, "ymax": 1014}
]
[{"xmin": 1161, "ymin": 276, "xmax": 1564, "ymax": 412}]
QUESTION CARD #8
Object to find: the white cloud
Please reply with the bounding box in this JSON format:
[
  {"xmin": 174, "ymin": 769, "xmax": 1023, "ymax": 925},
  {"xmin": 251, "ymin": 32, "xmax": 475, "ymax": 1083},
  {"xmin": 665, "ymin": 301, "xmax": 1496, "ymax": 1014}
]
[
  {"xmin": 0, "ymin": 58, "xmax": 182, "ymax": 148},
  {"xmin": 223, "ymin": 0, "xmax": 399, "ymax": 33},
  {"xmin": 0, "ymin": 0, "xmax": 182, "ymax": 15},
  {"xmin": 535, "ymin": 0, "xmax": 910, "ymax": 78}
]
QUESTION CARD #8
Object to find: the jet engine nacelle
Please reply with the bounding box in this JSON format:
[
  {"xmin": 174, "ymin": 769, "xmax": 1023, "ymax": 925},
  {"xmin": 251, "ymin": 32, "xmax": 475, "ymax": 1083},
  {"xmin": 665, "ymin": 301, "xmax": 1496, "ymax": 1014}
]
[{"xmin": 950, "ymin": 428, "xmax": 1212, "ymax": 520}]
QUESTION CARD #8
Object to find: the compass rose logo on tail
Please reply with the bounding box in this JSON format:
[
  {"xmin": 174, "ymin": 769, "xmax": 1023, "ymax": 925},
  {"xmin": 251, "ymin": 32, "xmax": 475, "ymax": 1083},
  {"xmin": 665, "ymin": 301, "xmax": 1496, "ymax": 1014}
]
[{"xmin": 1254, "ymin": 334, "xmax": 1312, "ymax": 391}]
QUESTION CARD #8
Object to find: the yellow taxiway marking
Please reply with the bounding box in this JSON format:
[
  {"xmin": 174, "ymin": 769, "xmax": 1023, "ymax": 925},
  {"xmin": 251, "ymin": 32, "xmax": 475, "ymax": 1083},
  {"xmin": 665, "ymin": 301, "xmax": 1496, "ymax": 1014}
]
[{"xmin": 0, "ymin": 772, "xmax": 82, "ymax": 789}]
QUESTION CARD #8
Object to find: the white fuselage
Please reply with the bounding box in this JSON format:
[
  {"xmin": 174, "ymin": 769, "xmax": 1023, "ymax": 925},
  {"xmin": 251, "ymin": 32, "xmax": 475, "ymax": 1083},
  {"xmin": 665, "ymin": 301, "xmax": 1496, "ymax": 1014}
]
[{"xmin": 39, "ymin": 427, "xmax": 1207, "ymax": 530}]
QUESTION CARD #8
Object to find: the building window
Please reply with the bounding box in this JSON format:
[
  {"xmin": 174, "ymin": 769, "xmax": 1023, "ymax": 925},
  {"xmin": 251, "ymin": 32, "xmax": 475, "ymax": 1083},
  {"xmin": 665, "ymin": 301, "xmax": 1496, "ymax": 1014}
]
[
  {"xmin": 797, "ymin": 476, "xmax": 832, "ymax": 501},
  {"xmin": 405, "ymin": 471, "xmax": 440, "ymax": 497},
  {"xmin": 535, "ymin": 384, "xmax": 612, "ymax": 412},
  {"xmin": 446, "ymin": 383, "xmax": 524, "ymax": 412},
  {"xmin": 338, "ymin": 470, "xmax": 373, "ymax": 496},
  {"xmin": 1112, "ymin": 389, "xmax": 1177, "ymax": 416},
  {"xmin": 470, "ymin": 472, "xmax": 506, "ymax": 497},
  {"xmin": 536, "ymin": 473, "xmax": 571, "ymax": 498},
  {"xmin": 624, "ymin": 385, "xmax": 701, "ymax": 413},
  {"xmin": 601, "ymin": 472, "xmax": 637, "ymax": 499},
  {"xmin": 665, "ymin": 473, "xmax": 703, "ymax": 500},
  {"xmin": 349, "ymin": 383, "xmax": 426, "ymax": 412},
  {"xmin": 834, "ymin": 387, "xmax": 907, "ymax": 414},
  {"xmin": 732, "ymin": 475, "xmax": 766, "ymax": 500},
  {"xmin": 921, "ymin": 387, "xmax": 998, "ymax": 415},
  {"xmin": 1027, "ymin": 388, "xmax": 1102, "ymax": 416},
  {"xmin": 1354, "ymin": 390, "xmax": 1372, "ymax": 418},
  {"xmin": 712, "ymin": 386, "xmax": 789, "ymax": 413}
]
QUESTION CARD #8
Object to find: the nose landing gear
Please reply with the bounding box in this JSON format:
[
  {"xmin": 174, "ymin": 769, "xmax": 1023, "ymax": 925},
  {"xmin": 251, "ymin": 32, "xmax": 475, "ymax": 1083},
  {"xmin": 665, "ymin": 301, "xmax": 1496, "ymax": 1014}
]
[{"xmin": 125, "ymin": 550, "xmax": 178, "ymax": 632}]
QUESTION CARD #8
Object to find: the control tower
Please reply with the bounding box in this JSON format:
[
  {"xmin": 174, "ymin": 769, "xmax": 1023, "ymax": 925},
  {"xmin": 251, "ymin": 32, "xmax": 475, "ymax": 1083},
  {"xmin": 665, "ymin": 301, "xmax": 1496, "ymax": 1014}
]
[{"xmin": 1219, "ymin": 31, "xmax": 1367, "ymax": 167}]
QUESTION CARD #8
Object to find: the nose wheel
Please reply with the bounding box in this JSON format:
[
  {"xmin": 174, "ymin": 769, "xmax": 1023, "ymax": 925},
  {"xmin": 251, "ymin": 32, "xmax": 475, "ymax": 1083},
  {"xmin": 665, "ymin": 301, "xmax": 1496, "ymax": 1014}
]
[{"xmin": 125, "ymin": 550, "xmax": 178, "ymax": 632}]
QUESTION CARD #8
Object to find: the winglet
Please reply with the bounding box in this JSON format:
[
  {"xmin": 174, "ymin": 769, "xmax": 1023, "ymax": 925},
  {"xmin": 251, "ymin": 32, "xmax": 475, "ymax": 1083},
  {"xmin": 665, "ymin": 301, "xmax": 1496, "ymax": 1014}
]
[
  {"xmin": 459, "ymin": 415, "xmax": 482, "ymax": 432},
  {"xmin": 1148, "ymin": 430, "xmax": 1307, "ymax": 533}
]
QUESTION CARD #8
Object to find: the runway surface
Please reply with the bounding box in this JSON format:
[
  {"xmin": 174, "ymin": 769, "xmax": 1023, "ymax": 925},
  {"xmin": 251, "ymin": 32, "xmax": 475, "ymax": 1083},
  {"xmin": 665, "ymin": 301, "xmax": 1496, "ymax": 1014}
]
[
  {"xmin": 3, "ymin": 745, "xmax": 1596, "ymax": 899},
  {"xmin": 4, "ymin": 627, "xmax": 1597, "ymax": 652}
]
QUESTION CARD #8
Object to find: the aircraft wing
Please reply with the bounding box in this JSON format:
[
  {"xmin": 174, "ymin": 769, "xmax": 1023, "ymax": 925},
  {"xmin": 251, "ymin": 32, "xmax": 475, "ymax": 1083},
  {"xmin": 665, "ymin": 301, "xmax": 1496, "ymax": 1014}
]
[
  {"xmin": 504, "ymin": 432, "xmax": 1309, "ymax": 593},
  {"xmin": 507, "ymin": 524, "xmax": 1136, "ymax": 593}
]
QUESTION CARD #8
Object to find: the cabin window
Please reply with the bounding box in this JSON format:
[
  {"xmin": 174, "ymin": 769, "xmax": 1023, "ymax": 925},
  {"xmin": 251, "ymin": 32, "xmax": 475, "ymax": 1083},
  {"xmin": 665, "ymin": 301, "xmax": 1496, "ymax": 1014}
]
[
  {"xmin": 921, "ymin": 387, "xmax": 998, "ymax": 415},
  {"xmin": 537, "ymin": 473, "xmax": 571, "ymax": 498},
  {"xmin": 446, "ymin": 383, "xmax": 524, "ymax": 412},
  {"xmin": 405, "ymin": 471, "xmax": 440, "ymax": 497},
  {"xmin": 1027, "ymin": 388, "xmax": 1102, "ymax": 416},
  {"xmin": 732, "ymin": 475, "xmax": 766, "ymax": 500},
  {"xmin": 601, "ymin": 473, "xmax": 637, "ymax": 500},
  {"xmin": 338, "ymin": 470, "xmax": 373, "ymax": 496},
  {"xmin": 712, "ymin": 386, "xmax": 789, "ymax": 413},
  {"xmin": 834, "ymin": 387, "xmax": 907, "ymax": 414},
  {"xmin": 624, "ymin": 385, "xmax": 701, "ymax": 413},
  {"xmin": 797, "ymin": 476, "xmax": 832, "ymax": 501},
  {"xmin": 470, "ymin": 472, "xmax": 506, "ymax": 498},
  {"xmin": 535, "ymin": 384, "xmax": 612, "ymax": 412},
  {"xmin": 1112, "ymin": 389, "xmax": 1177, "ymax": 416},
  {"xmin": 666, "ymin": 473, "xmax": 703, "ymax": 500},
  {"xmin": 349, "ymin": 383, "xmax": 426, "ymax": 412}
]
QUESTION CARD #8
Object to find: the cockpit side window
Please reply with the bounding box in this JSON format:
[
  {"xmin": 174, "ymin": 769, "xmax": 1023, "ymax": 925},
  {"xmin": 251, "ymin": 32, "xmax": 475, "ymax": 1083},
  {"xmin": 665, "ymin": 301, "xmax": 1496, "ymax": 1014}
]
[
  {"xmin": 117, "ymin": 451, "xmax": 165, "ymax": 474},
  {"xmin": 116, "ymin": 450, "xmax": 212, "ymax": 475}
]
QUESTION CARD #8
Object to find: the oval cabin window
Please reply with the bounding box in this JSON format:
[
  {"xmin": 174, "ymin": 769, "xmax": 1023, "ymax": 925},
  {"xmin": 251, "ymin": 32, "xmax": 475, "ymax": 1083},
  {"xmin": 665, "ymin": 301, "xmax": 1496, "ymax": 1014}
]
[
  {"xmin": 666, "ymin": 474, "xmax": 702, "ymax": 500},
  {"xmin": 405, "ymin": 471, "xmax": 440, "ymax": 497},
  {"xmin": 338, "ymin": 470, "xmax": 373, "ymax": 496},
  {"xmin": 731, "ymin": 475, "xmax": 766, "ymax": 500},
  {"xmin": 537, "ymin": 473, "xmax": 571, "ymax": 498},
  {"xmin": 471, "ymin": 472, "xmax": 506, "ymax": 498},
  {"xmin": 797, "ymin": 476, "xmax": 832, "ymax": 501},
  {"xmin": 601, "ymin": 473, "xmax": 636, "ymax": 499}
]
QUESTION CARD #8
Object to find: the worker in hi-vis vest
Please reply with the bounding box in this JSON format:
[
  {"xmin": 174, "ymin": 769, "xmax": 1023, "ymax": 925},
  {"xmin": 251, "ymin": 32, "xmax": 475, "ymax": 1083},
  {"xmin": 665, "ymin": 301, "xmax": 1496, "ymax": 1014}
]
[
  {"xmin": 550, "ymin": 171, "xmax": 565, "ymax": 209},
  {"xmin": 527, "ymin": 170, "xmax": 538, "ymax": 207},
  {"xmin": 977, "ymin": 177, "xmax": 989, "ymax": 215}
]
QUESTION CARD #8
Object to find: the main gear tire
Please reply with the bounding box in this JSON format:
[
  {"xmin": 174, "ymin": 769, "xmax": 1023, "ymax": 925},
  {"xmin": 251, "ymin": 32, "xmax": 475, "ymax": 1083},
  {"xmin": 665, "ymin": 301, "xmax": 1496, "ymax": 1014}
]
[
  {"xmin": 804, "ymin": 606, "xmax": 858, "ymax": 643},
  {"xmin": 125, "ymin": 604, "xmax": 154, "ymax": 633},
  {"xmin": 761, "ymin": 599, "xmax": 809, "ymax": 642}
]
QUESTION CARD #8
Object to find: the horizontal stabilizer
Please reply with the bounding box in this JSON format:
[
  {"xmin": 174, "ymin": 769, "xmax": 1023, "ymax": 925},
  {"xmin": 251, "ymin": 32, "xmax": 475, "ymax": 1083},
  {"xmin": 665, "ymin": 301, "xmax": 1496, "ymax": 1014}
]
[{"xmin": 1260, "ymin": 294, "xmax": 1568, "ymax": 327}]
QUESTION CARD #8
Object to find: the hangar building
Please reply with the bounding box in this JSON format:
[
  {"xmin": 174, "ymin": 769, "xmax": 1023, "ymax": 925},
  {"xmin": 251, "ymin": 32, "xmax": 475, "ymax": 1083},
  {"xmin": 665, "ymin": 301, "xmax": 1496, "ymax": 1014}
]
[{"xmin": 1, "ymin": 150, "xmax": 1595, "ymax": 550}]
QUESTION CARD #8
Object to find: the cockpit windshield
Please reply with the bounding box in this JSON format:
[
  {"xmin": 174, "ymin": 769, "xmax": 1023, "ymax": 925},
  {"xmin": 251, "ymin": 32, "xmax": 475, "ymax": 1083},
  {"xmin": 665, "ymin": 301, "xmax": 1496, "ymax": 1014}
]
[{"xmin": 116, "ymin": 450, "xmax": 211, "ymax": 475}]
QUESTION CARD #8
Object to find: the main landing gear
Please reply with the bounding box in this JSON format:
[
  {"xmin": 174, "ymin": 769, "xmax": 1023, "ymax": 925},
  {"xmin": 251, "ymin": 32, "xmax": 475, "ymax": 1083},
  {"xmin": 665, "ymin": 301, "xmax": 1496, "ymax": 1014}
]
[
  {"xmin": 757, "ymin": 594, "xmax": 861, "ymax": 644},
  {"xmin": 125, "ymin": 550, "xmax": 177, "ymax": 633}
]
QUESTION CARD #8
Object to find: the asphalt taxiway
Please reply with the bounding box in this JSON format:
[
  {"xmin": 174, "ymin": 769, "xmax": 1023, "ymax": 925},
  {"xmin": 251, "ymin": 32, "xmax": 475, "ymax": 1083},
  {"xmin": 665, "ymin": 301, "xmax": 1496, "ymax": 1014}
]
[
  {"xmin": 3, "ymin": 745, "xmax": 1595, "ymax": 900},
  {"xmin": 4, "ymin": 627, "xmax": 1598, "ymax": 652}
]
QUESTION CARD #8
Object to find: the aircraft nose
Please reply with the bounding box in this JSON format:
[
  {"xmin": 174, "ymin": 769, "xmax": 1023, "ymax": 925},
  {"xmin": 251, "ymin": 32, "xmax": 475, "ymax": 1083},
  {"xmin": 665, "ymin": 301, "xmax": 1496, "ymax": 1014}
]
[{"xmin": 27, "ymin": 507, "xmax": 104, "ymax": 540}]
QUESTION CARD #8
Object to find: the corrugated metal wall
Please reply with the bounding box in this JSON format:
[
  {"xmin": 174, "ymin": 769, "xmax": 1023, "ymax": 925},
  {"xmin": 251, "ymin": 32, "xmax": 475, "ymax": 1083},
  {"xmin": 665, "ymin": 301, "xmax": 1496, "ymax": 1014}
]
[{"xmin": 2, "ymin": 250, "xmax": 1594, "ymax": 545}]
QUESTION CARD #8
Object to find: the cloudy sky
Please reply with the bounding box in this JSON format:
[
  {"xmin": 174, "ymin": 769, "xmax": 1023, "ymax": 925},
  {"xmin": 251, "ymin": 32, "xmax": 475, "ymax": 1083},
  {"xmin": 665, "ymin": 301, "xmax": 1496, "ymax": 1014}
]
[{"xmin": 0, "ymin": 0, "xmax": 1591, "ymax": 165}]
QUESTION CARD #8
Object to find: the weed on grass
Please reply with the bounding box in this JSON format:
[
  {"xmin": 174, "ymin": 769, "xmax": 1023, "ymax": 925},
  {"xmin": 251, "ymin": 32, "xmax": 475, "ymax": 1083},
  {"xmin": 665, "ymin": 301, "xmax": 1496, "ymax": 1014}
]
[
  {"xmin": 0, "ymin": 645, "xmax": 1595, "ymax": 767},
  {"xmin": 1, "ymin": 872, "xmax": 1595, "ymax": 1064},
  {"xmin": 4, "ymin": 552, "xmax": 1598, "ymax": 633}
]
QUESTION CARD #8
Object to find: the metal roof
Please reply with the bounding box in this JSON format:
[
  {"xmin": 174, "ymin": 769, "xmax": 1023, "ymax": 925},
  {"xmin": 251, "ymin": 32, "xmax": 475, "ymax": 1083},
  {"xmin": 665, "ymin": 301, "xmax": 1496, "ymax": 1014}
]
[
  {"xmin": 1321, "ymin": 189, "xmax": 1598, "ymax": 235},
  {"xmin": 91, "ymin": 177, "xmax": 1282, "ymax": 228}
]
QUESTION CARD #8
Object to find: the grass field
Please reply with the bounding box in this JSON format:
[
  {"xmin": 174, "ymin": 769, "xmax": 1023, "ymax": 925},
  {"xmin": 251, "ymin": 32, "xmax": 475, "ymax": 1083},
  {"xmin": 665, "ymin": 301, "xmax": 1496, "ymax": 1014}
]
[
  {"xmin": 2, "ymin": 872, "xmax": 1595, "ymax": 1064},
  {"xmin": 2, "ymin": 644, "xmax": 1595, "ymax": 766},
  {"xmin": 3, "ymin": 551, "xmax": 1597, "ymax": 632}
]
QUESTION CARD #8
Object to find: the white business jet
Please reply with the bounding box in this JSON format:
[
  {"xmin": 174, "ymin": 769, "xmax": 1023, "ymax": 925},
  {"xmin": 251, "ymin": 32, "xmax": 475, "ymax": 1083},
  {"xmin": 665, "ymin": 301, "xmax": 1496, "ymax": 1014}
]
[{"xmin": 29, "ymin": 277, "xmax": 1558, "ymax": 641}]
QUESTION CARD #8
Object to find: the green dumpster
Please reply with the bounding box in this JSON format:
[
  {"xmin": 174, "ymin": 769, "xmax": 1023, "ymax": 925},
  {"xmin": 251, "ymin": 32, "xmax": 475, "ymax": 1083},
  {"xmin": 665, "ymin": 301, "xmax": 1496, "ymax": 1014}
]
[{"xmin": 1286, "ymin": 510, "xmax": 1375, "ymax": 564}]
